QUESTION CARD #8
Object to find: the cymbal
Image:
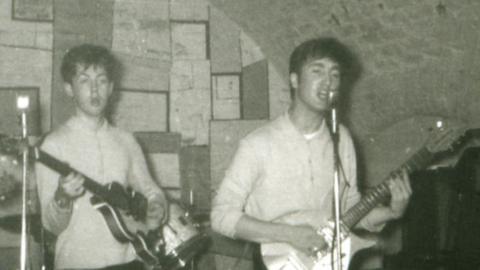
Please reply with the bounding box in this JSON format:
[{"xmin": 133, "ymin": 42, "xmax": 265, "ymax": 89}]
[{"xmin": 0, "ymin": 154, "xmax": 22, "ymax": 203}]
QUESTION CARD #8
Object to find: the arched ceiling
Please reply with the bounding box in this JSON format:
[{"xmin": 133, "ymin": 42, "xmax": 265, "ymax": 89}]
[
  {"xmin": 207, "ymin": 0, "xmax": 480, "ymax": 130},
  {"xmin": 208, "ymin": 0, "xmax": 480, "ymax": 184}
]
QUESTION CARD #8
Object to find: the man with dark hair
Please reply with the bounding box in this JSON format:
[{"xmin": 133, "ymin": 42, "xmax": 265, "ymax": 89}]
[
  {"xmin": 60, "ymin": 44, "xmax": 119, "ymax": 86},
  {"xmin": 211, "ymin": 37, "xmax": 411, "ymax": 269},
  {"xmin": 36, "ymin": 44, "xmax": 167, "ymax": 270},
  {"xmin": 288, "ymin": 37, "xmax": 355, "ymax": 99}
]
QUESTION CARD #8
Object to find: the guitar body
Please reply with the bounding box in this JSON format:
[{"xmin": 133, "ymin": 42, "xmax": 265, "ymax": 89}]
[
  {"xmin": 91, "ymin": 198, "xmax": 210, "ymax": 269},
  {"xmin": 262, "ymin": 238, "xmax": 351, "ymax": 270},
  {"xmin": 91, "ymin": 196, "xmax": 163, "ymax": 266},
  {"xmin": 260, "ymin": 211, "xmax": 376, "ymax": 270},
  {"xmin": 101, "ymin": 181, "xmax": 148, "ymax": 221}
]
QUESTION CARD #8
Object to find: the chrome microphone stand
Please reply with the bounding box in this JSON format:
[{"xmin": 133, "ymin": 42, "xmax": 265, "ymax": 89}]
[
  {"xmin": 329, "ymin": 92, "xmax": 342, "ymax": 270},
  {"xmin": 188, "ymin": 189, "xmax": 196, "ymax": 270},
  {"xmin": 17, "ymin": 96, "xmax": 30, "ymax": 270}
]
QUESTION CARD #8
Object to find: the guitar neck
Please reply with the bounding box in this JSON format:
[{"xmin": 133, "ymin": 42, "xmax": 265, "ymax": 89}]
[
  {"xmin": 34, "ymin": 148, "xmax": 108, "ymax": 198},
  {"xmin": 341, "ymin": 146, "xmax": 435, "ymax": 229}
]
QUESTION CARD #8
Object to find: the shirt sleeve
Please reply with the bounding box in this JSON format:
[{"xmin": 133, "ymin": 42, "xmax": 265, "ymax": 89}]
[
  {"xmin": 125, "ymin": 135, "xmax": 167, "ymax": 208},
  {"xmin": 211, "ymin": 139, "xmax": 261, "ymax": 238},
  {"xmin": 35, "ymin": 136, "xmax": 73, "ymax": 235}
]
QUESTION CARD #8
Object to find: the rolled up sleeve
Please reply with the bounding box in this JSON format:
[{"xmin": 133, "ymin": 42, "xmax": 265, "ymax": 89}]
[
  {"xmin": 35, "ymin": 138, "xmax": 73, "ymax": 235},
  {"xmin": 211, "ymin": 139, "xmax": 261, "ymax": 238}
]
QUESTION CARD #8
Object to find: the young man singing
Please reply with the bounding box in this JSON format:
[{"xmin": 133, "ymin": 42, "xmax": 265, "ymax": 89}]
[{"xmin": 211, "ymin": 38, "xmax": 411, "ymax": 269}]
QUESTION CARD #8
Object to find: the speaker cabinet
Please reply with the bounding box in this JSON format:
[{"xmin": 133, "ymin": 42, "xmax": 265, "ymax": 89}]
[{"xmin": 387, "ymin": 147, "xmax": 480, "ymax": 270}]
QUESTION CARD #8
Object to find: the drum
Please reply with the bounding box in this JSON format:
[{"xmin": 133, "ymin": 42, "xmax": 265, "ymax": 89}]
[
  {"xmin": 161, "ymin": 203, "xmax": 210, "ymax": 269},
  {"xmin": 0, "ymin": 154, "xmax": 21, "ymax": 203}
]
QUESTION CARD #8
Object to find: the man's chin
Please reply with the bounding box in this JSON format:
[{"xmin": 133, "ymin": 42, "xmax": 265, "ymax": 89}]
[
  {"xmin": 83, "ymin": 108, "xmax": 106, "ymax": 118},
  {"xmin": 312, "ymin": 105, "xmax": 331, "ymax": 113}
]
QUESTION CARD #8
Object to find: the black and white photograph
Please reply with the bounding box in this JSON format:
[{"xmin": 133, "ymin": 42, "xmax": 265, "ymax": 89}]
[{"xmin": 0, "ymin": 1, "xmax": 479, "ymax": 270}]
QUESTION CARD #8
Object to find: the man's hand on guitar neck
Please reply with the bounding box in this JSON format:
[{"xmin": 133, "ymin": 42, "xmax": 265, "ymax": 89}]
[
  {"xmin": 54, "ymin": 172, "xmax": 85, "ymax": 209},
  {"xmin": 360, "ymin": 169, "xmax": 412, "ymax": 230},
  {"xmin": 386, "ymin": 169, "xmax": 412, "ymax": 219}
]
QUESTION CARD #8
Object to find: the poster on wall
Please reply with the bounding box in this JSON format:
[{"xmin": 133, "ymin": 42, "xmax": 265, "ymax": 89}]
[
  {"xmin": 212, "ymin": 74, "xmax": 241, "ymax": 120},
  {"xmin": 12, "ymin": 0, "xmax": 53, "ymax": 22}
]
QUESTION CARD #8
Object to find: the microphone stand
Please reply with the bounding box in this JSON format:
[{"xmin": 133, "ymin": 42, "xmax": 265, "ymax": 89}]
[
  {"xmin": 17, "ymin": 96, "xmax": 30, "ymax": 270},
  {"xmin": 329, "ymin": 96, "xmax": 342, "ymax": 270},
  {"xmin": 188, "ymin": 189, "xmax": 196, "ymax": 270}
]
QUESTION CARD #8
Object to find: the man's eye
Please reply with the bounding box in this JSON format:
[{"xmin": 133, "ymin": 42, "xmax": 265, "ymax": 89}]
[
  {"xmin": 98, "ymin": 78, "xmax": 108, "ymax": 84},
  {"xmin": 78, "ymin": 78, "xmax": 89, "ymax": 84}
]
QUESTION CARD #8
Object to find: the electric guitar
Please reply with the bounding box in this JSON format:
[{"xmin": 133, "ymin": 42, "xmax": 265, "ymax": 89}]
[
  {"xmin": 0, "ymin": 135, "xmax": 165, "ymax": 266},
  {"xmin": 261, "ymin": 123, "xmax": 467, "ymax": 270}
]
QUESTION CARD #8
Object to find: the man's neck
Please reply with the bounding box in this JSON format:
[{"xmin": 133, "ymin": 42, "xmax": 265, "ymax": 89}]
[
  {"xmin": 288, "ymin": 103, "xmax": 326, "ymax": 135},
  {"xmin": 74, "ymin": 112, "xmax": 106, "ymax": 131}
]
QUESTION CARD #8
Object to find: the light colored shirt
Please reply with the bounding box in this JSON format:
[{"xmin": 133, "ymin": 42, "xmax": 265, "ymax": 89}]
[
  {"xmin": 36, "ymin": 116, "xmax": 165, "ymax": 269},
  {"xmin": 211, "ymin": 112, "xmax": 377, "ymax": 239}
]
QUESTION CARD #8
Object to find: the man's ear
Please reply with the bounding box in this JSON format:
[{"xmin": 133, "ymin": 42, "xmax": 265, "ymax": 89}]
[
  {"xmin": 289, "ymin": 72, "xmax": 298, "ymax": 90},
  {"xmin": 64, "ymin": 83, "xmax": 74, "ymax": 97}
]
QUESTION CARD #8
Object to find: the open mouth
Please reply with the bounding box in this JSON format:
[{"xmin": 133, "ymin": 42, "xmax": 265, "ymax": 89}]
[
  {"xmin": 90, "ymin": 98, "xmax": 102, "ymax": 107},
  {"xmin": 316, "ymin": 92, "xmax": 329, "ymax": 102}
]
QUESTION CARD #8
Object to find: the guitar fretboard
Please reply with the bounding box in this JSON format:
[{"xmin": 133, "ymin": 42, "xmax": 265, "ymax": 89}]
[
  {"xmin": 341, "ymin": 147, "xmax": 435, "ymax": 229},
  {"xmin": 34, "ymin": 148, "xmax": 113, "ymax": 200}
]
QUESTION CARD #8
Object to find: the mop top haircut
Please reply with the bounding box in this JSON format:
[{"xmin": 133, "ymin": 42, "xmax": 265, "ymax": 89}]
[
  {"xmin": 288, "ymin": 37, "xmax": 357, "ymax": 99},
  {"xmin": 61, "ymin": 44, "xmax": 118, "ymax": 85}
]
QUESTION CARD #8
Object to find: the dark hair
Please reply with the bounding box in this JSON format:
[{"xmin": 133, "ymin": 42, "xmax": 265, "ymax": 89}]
[
  {"xmin": 289, "ymin": 37, "xmax": 354, "ymax": 76},
  {"xmin": 61, "ymin": 44, "xmax": 118, "ymax": 84},
  {"xmin": 288, "ymin": 37, "xmax": 358, "ymax": 99}
]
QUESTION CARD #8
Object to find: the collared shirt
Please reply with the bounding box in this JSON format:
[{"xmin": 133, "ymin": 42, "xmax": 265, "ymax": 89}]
[
  {"xmin": 211, "ymin": 112, "xmax": 367, "ymax": 239},
  {"xmin": 36, "ymin": 116, "xmax": 164, "ymax": 269}
]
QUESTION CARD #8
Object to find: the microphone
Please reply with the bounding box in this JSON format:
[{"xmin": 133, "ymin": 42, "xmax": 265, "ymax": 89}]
[
  {"xmin": 328, "ymin": 91, "xmax": 338, "ymax": 135},
  {"xmin": 17, "ymin": 96, "xmax": 30, "ymax": 138}
]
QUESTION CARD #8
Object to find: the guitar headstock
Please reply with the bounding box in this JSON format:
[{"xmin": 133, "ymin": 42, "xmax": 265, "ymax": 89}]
[{"xmin": 425, "ymin": 120, "xmax": 468, "ymax": 154}]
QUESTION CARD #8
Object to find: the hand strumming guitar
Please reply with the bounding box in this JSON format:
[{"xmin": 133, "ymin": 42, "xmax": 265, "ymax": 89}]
[
  {"xmin": 54, "ymin": 172, "xmax": 85, "ymax": 209},
  {"xmin": 286, "ymin": 224, "xmax": 328, "ymax": 257},
  {"xmin": 146, "ymin": 196, "xmax": 168, "ymax": 230}
]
